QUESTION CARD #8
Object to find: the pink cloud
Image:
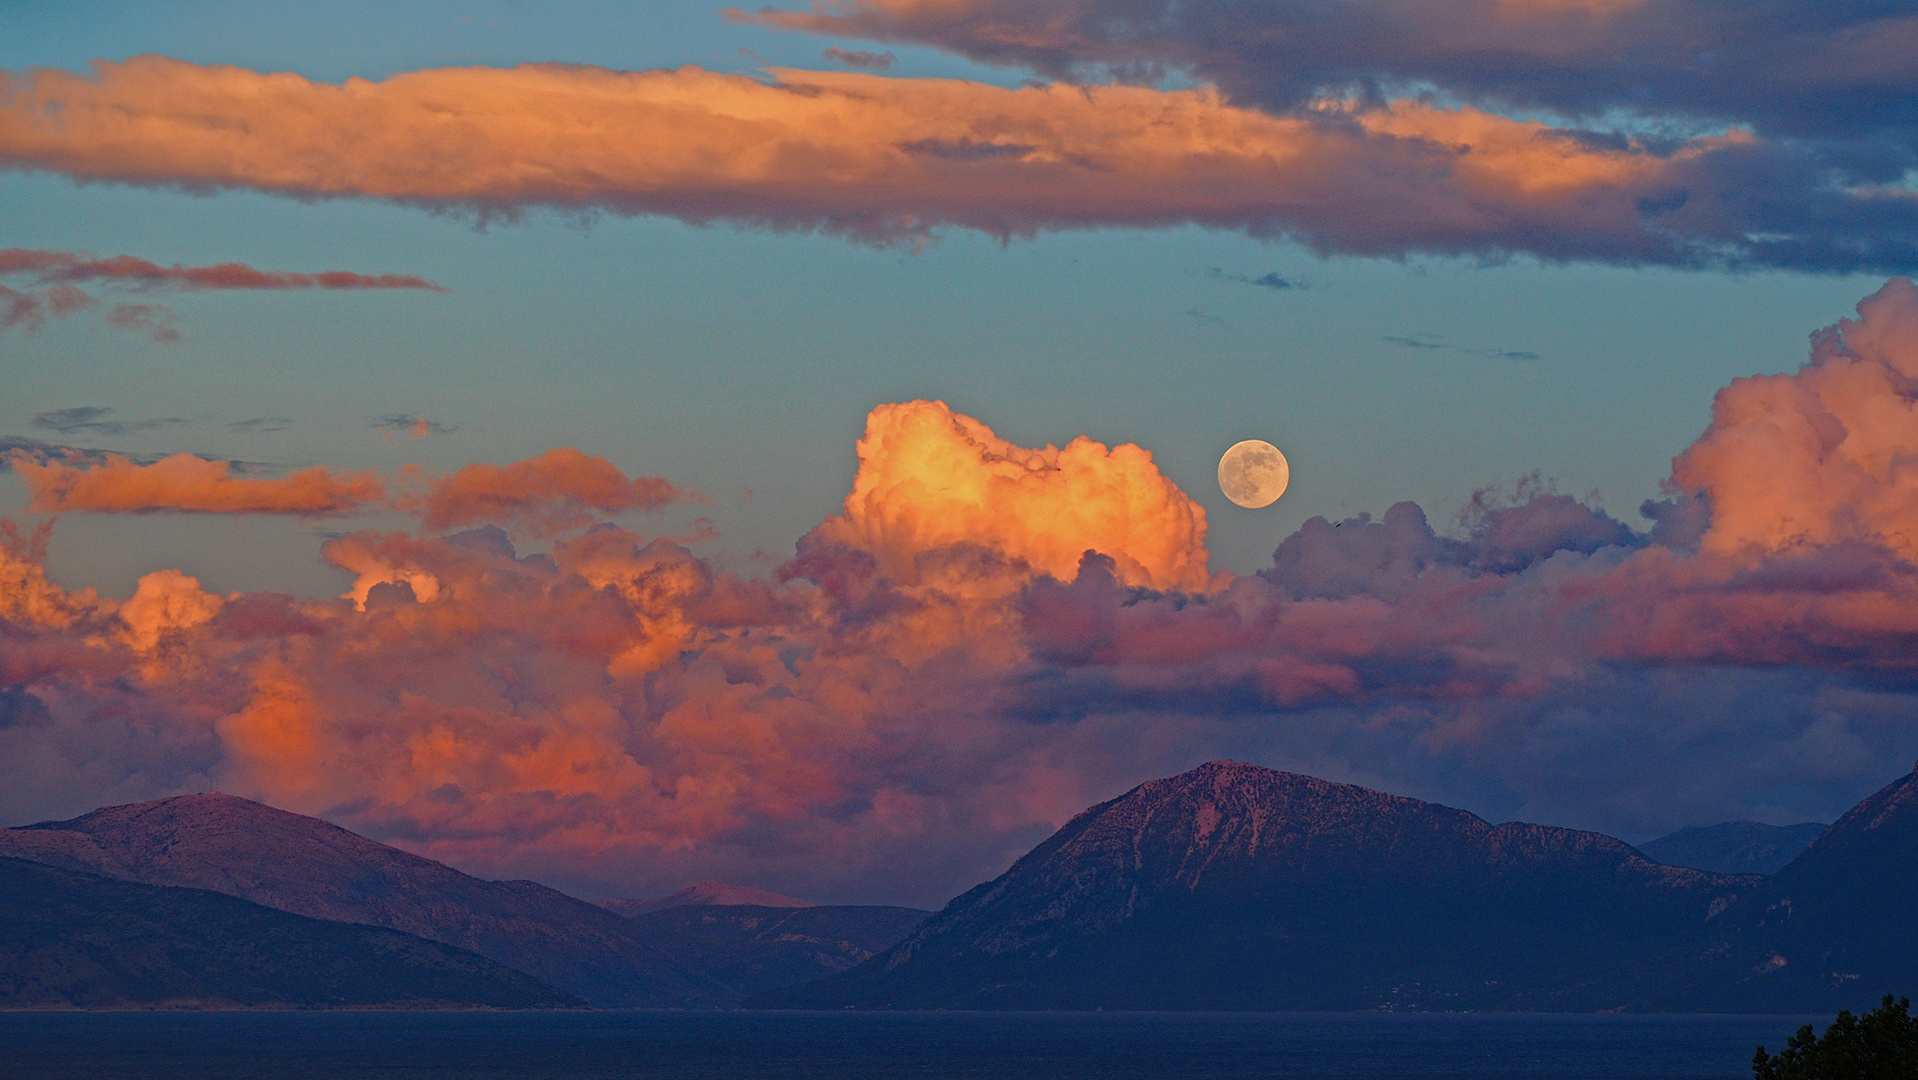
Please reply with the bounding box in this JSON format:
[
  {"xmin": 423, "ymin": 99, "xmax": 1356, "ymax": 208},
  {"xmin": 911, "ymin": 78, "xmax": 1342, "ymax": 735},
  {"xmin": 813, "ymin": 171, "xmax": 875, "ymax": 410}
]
[
  {"xmin": 413, "ymin": 448, "xmax": 691, "ymax": 535},
  {"xmin": 0, "ymin": 249, "xmax": 444, "ymax": 291},
  {"xmin": 0, "ymin": 284, "xmax": 1916, "ymax": 902},
  {"xmin": 8, "ymin": 453, "xmax": 384, "ymax": 517},
  {"xmin": 0, "ymin": 56, "xmax": 1896, "ymax": 268}
]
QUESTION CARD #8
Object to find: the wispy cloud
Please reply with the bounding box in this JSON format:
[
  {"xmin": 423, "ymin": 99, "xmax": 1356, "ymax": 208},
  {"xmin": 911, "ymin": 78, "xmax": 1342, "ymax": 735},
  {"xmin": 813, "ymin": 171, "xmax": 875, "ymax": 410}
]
[
  {"xmin": 0, "ymin": 435, "xmax": 129, "ymax": 470},
  {"xmin": 375, "ymin": 414, "xmax": 454, "ymax": 440},
  {"xmin": 823, "ymin": 46, "xmax": 896, "ymax": 71},
  {"xmin": 1384, "ymin": 334, "xmax": 1541, "ymax": 360},
  {"xmin": 0, "ymin": 249, "xmax": 445, "ymax": 292},
  {"xmin": 1208, "ymin": 268, "xmax": 1303, "ymax": 291},
  {"xmin": 0, "ymin": 247, "xmax": 445, "ymax": 342},
  {"xmin": 228, "ymin": 417, "xmax": 293, "ymax": 434},
  {"xmin": 1185, "ymin": 305, "xmax": 1231, "ymax": 329},
  {"xmin": 32, "ymin": 407, "xmax": 185, "ymax": 437}
]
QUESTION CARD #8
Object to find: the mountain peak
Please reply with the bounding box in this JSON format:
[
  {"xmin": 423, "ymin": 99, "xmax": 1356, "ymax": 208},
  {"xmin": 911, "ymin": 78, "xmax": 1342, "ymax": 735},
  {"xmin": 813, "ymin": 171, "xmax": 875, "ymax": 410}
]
[
  {"xmin": 27, "ymin": 791, "xmax": 331, "ymax": 834},
  {"xmin": 763, "ymin": 761, "xmax": 1750, "ymax": 1010},
  {"xmin": 1655, "ymin": 764, "xmax": 1918, "ymax": 1010},
  {"xmin": 669, "ymin": 881, "xmax": 813, "ymax": 908}
]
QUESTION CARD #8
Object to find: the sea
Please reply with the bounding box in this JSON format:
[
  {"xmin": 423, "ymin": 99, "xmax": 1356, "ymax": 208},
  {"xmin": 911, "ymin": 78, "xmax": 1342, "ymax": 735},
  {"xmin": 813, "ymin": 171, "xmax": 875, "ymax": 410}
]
[{"xmin": 0, "ymin": 1009, "xmax": 1822, "ymax": 1080}]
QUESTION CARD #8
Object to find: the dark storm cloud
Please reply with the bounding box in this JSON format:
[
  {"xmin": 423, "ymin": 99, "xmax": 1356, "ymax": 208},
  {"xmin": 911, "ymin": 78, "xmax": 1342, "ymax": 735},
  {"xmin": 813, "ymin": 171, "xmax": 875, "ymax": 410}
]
[{"xmin": 739, "ymin": 1, "xmax": 1918, "ymax": 142}]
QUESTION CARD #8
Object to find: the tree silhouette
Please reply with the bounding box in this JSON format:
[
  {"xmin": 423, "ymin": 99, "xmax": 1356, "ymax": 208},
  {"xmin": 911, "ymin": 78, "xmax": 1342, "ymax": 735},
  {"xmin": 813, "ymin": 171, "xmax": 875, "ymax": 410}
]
[{"xmin": 1753, "ymin": 995, "xmax": 1918, "ymax": 1079}]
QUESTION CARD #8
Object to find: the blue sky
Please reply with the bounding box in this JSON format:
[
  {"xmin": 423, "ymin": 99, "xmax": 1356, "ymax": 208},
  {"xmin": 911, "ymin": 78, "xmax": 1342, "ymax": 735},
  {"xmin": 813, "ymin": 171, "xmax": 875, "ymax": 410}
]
[{"xmin": 0, "ymin": 0, "xmax": 1888, "ymax": 596}]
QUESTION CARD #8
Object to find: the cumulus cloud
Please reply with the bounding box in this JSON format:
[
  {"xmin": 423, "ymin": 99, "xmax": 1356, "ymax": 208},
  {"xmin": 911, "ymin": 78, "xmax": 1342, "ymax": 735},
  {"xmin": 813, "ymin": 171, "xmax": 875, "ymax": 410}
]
[
  {"xmin": 1671, "ymin": 278, "xmax": 1918, "ymax": 562},
  {"xmin": 0, "ymin": 57, "xmax": 1912, "ymax": 269},
  {"xmin": 3, "ymin": 285, "xmax": 1918, "ymax": 905},
  {"xmin": 810, "ymin": 400, "xmax": 1212, "ymax": 592}
]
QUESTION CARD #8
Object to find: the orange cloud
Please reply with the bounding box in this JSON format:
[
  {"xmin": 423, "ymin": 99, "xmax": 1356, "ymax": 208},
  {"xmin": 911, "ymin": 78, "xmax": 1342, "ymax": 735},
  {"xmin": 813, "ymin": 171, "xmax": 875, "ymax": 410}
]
[
  {"xmin": 116, "ymin": 569, "xmax": 225, "ymax": 653},
  {"xmin": 8, "ymin": 452, "xmax": 383, "ymax": 517},
  {"xmin": 10, "ymin": 312, "xmax": 1918, "ymax": 905},
  {"xmin": 0, "ymin": 249, "xmax": 443, "ymax": 341},
  {"xmin": 0, "ymin": 56, "xmax": 1870, "ymax": 267},
  {"xmin": 414, "ymin": 447, "xmax": 689, "ymax": 534},
  {"xmin": 4, "ymin": 447, "xmax": 686, "ymax": 534},
  {"xmin": 1673, "ymin": 278, "xmax": 1918, "ymax": 562},
  {"xmin": 812, "ymin": 400, "xmax": 1212, "ymax": 592}
]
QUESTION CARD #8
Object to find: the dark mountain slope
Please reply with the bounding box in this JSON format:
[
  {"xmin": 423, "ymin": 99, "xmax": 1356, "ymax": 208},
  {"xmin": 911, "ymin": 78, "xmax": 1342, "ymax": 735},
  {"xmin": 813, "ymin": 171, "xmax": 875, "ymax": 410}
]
[
  {"xmin": 0, "ymin": 857, "xmax": 579, "ymax": 1009},
  {"xmin": 1657, "ymin": 766, "xmax": 1918, "ymax": 1013},
  {"xmin": 1641, "ymin": 822, "xmax": 1827, "ymax": 876},
  {"xmin": 0, "ymin": 795, "xmax": 722, "ymax": 1007},
  {"xmin": 601, "ymin": 881, "xmax": 815, "ymax": 917},
  {"xmin": 759, "ymin": 761, "xmax": 1756, "ymax": 1011},
  {"xmin": 625, "ymin": 904, "xmax": 930, "ymax": 1000}
]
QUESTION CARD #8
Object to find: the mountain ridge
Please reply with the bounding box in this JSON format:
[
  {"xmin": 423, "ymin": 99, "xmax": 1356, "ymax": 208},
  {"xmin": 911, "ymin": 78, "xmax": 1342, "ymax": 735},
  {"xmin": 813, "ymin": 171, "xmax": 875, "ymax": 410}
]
[
  {"xmin": 1652, "ymin": 766, "xmax": 1918, "ymax": 1012},
  {"xmin": 1639, "ymin": 821, "xmax": 1827, "ymax": 876},
  {"xmin": 759, "ymin": 760, "xmax": 1761, "ymax": 1011},
  {"xmin": 0, "ymin": 856, "xmax": 581, "ymax": 1010},
  {"xmin": 0, "ymin": 794, "xmax": 724, "ymax": 1007},
  {"xmin": 599, "ymin": 881, "xmax": 815, "ymax": 917}
]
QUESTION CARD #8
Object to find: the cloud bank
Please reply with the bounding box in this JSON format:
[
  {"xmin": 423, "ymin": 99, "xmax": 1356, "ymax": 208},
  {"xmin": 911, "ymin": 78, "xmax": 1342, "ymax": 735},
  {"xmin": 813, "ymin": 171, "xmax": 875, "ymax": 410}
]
[
  {"xmin": 2, "ymin": 57, "xmax": 1912, "ymax": 270},
  {"xmin": 3, "ymin": 447, "xmax": 688, "ymax": 530},
  {"xmin": 8, "ymin": 454, "xmax": 385, "ymax": 517},
  {"xmin": 3, "ymin": 285, "xmax": 1918, "ymax": 905},
  {"xmin": 737, "ymin": 0, "xmax": 1918, "ymax": 142}
]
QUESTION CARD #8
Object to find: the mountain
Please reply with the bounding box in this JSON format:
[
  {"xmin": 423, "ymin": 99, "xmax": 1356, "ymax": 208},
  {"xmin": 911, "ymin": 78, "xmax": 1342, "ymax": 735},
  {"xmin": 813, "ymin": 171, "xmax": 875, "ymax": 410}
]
[
  {"xmin": 623, "ymin": 903, "xmax": 930, "ymax": 1001},
  {"xmin": 1656, "ymin": 765, "xmax": 1918, "ymax": 1013},
  {"xmin": 0, "ymin": 794, "xmax": 724, "ymax": 1007},
  {"xmin": 600, "ymin": 881, "xmax": 815, "ymax": 917},
  {"xmin": 756, "ymin": 761, "xmax": 1758, "ymax": 1011},
  {"xmin": 1641, "ymin": 822, "xmax": 1827, "ymax": 876},
  {"xmin": 0, "ymin": 856, "xmax": 579, "ymax": 1009}
]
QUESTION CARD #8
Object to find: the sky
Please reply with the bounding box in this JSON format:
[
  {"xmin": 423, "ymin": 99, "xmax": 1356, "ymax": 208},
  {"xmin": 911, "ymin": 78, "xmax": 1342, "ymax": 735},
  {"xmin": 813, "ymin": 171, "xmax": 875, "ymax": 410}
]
[{"xmin": 1, "ymin": 0, "xmax": 1916, "ymax": 906}]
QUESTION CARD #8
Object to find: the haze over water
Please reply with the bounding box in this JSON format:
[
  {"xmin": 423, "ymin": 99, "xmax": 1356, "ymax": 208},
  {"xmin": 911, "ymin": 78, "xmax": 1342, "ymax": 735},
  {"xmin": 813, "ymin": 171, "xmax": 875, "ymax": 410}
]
[{"xmin": 0, "ymin": 1011, "xmax": 1824, "ymax": 1080}]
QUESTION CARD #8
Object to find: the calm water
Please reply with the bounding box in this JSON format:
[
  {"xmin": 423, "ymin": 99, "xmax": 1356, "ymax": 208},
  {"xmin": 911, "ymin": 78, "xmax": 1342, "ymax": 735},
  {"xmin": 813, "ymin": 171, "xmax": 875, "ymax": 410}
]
[{"xmin": 0, "ymin": 1010, "xmax": 1819, "ymax": 1080}]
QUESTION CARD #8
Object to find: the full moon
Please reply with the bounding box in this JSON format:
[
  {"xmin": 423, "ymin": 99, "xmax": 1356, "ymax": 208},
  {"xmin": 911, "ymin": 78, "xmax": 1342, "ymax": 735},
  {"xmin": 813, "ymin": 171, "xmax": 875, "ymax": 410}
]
[{"xmin": 1218, "ymin": 440, "xmax": 1290, "ymax": 509}]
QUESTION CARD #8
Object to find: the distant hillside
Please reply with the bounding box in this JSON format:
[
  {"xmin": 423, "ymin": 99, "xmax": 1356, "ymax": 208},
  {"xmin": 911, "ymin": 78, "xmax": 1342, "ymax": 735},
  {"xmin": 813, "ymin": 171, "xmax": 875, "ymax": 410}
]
[
  {"xmin": 0, "ymin": 795, "xmax": 723, "ymax": 1007},
  {"xmin": 757, "ymin": 761, "xmax": 1757, "ymax": 1011},
  {"xmin": 0, "ymin": 856, "xmax": 579, "ymax": 1009},
  {"xmin": 600, "ymin": 881, "xmax": 815, "ymax": 917},
  {"xmin": 1655, "ymin": 766, "xmax": 1918, "ymax": 1013},
  {"xmin": 1641, "ymin": 822, "xmax": 1827, "ymax": 876},
  {"xmin": 627, "ymin": 904, "xmax": 929, "ymax": 1000}
]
